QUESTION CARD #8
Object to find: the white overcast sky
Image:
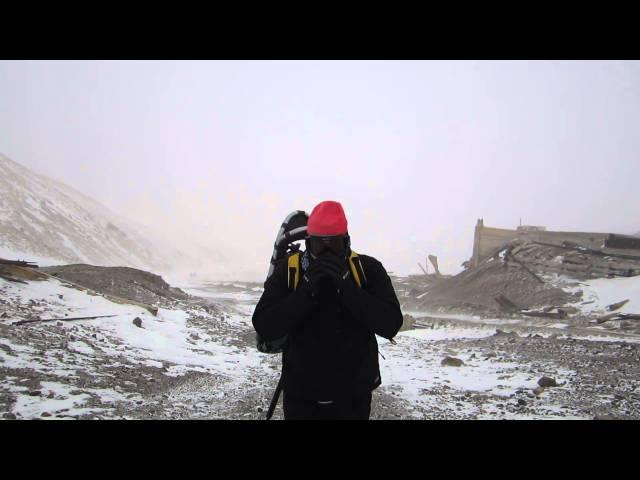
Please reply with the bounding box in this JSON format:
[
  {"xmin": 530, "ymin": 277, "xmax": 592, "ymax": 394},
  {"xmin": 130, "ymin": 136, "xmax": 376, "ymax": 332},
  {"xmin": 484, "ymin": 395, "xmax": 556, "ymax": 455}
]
[{"xmin": 1, "ymin": 60, "xmax": 639, "ymax": 280}]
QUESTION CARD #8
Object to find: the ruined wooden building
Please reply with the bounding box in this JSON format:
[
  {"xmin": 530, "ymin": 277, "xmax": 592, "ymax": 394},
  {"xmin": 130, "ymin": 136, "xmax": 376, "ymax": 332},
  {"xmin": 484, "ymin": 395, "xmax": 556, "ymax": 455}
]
[{"xmin": 469, "ymin": 219, "xmax": 640, "ymax": 279}]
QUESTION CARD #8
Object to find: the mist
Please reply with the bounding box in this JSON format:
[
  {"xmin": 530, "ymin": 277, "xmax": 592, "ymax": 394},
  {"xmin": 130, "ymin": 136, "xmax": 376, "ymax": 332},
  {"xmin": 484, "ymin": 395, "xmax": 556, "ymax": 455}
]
[{"xmin": 1, "ymin": 60, "xmax": 639, "ymax": 281}]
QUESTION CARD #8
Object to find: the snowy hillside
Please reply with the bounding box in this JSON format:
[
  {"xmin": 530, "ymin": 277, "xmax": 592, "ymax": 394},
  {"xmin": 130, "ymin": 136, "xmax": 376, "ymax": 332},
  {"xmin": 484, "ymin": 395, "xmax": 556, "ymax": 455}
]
[{"xmin": 0, "ymin": 154, "xmax": 172, "ymax": 271}]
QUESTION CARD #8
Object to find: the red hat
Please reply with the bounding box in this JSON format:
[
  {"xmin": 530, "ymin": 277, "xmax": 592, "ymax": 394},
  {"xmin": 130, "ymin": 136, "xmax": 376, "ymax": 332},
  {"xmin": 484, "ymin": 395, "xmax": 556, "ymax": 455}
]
[{"xmin": 307, "ymin": 200, "xmax": 348, "ymax": 236}]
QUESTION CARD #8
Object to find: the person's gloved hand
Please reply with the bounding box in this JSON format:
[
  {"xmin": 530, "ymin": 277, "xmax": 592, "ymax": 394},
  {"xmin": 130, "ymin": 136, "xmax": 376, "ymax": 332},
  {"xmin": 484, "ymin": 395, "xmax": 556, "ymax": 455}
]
[
  {"xmin": 313, "ymin": 253, "xmax": 352, "ymax": 292},
  {"xmin": 300, "ymin": 261, "xmax": 332, "ymax": 298}
]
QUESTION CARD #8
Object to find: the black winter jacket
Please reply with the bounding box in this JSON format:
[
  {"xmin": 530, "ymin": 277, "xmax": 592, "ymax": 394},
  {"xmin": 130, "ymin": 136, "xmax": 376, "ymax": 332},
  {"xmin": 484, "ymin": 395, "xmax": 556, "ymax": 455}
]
[{"xmin": 252, "ymin": 252, "xmax": 403, "ymax": 401}]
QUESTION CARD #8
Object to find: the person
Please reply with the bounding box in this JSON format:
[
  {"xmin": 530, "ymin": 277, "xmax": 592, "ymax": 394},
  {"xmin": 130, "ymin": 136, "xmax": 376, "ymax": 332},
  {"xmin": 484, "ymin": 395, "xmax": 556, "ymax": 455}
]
[{"xmin": 252, "ymin": 200, "xmax": 403, "ymax": 420}]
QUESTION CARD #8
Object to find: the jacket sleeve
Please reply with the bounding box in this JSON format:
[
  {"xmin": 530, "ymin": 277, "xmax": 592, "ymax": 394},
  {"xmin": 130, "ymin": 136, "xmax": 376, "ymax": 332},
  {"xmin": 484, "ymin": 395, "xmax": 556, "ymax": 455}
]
[
  {"xmin": 252, "ymin": 259, "xmax": 317, "ymax": 341},
  {"xmin": 339, "ymin": 256, "xmax": 403, "ymax": 340}
]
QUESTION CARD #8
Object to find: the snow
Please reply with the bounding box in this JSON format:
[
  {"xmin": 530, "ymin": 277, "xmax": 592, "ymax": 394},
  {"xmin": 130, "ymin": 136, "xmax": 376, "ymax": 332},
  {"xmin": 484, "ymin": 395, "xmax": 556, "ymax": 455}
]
[
  {"xmin": 570, "ymin": 275, "xmax": 640, "ymax": 314},
  {"xmin": 404, "ymin": 310, "xmax": 525, "ymax": 326},
  {"xmin": 3, "ymin": 269, "xmax": 637, "ymax": 419},
  {"xmin": 67, "ymin": 341, "xmax": 95, "ymax": 355},
  {"xmin": 57, "ymin": 231, "xmax": 92, "ymax": 264},
  {"xmin": 399, "ymin": 327, "xmax": 494, "ymax": 342},
  {"xmin": 559, "ymin": 334, "xmax": 640, "ymax": 344},
  {"xmin": 4, "ymin": 380, "xmax": 136, "ymax": 419},
  {"xmin": 0, "ymin": 277, "xmax": 266, "ymax": 381},
  {"xmin": 548, "ymin": 323, "xmax": 569, "ymax": 329},
  {"xmin": 24, "ymin": 195, "xmax": 49, "ymax": 223},
  {"xmin": 377, "ymin": 331, "xmax": 574, "ymax": 410}
]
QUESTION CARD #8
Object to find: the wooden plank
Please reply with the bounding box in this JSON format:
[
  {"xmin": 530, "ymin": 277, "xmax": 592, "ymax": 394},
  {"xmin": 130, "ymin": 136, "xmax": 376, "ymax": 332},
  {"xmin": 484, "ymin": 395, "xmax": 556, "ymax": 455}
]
[
  {"xmin": 13, "ymin": 314, "xmax": 118, "ymax": 326},
  {"xmin": 607, "ymin": 299, "xmax": 629, "ymax": 311}
]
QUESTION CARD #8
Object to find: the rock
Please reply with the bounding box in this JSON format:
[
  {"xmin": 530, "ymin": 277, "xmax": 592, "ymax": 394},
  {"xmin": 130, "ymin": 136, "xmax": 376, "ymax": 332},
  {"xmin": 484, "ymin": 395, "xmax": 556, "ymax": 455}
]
[
  {"xmin": 29, "ymin": 390, "xmax": 42, "ymax": 397},
  {"xmin": 441, "ymin": 356, "xmax": 464, "ymax": 367},
  {"xmin": 0, "ymin": 312, "xmax": 8, "ymax": 318},
  {"xmin": 47, "ymin": 392, "xmax": 55, "ymax": 399},
  {"xmin": 517, "ymin": 399, "xmax": 527, "ymax": 406},
  {"xmin": 132, "ymin": 317, "xmax": 143, "ymax": 328},
  {"xmin": 2, "ymin": 412, "xmax": 17, "ymax": 420},
  {"xmin": 41, "ymin": 412, "xmax": 51, "ymax": 417},
  {"xmin": 190, "ymin": 332, "xmax": 200, "ymax": 340},
  {"xmin": 538, "ymin": 376, "xmax": 558, "ymax": 388},
  {"xmin": 485, "ymin": 353, "xmax": 497, "ymax": 359}
]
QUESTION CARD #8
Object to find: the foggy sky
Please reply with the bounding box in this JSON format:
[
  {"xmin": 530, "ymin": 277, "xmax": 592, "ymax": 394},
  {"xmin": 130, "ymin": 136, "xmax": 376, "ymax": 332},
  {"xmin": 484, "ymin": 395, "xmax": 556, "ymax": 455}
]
[{"xmin": 1, "ymin": 60, "xmax": 639, "ymax": 280}]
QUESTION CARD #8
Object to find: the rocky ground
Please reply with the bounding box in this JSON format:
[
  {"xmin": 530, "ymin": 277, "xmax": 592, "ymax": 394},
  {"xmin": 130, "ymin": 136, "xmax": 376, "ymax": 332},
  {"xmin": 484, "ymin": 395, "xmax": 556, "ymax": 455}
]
[{"xmin": 1, "ymin": 268, "xmax": 639, "ymax": 420}]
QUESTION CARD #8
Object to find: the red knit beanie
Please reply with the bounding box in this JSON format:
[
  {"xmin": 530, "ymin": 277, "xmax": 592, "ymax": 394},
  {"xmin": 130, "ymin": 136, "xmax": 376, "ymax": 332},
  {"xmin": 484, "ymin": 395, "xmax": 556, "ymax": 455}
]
[{"xmin": 307, "ymin": 200, "xmax": 348, "ymax": 236}]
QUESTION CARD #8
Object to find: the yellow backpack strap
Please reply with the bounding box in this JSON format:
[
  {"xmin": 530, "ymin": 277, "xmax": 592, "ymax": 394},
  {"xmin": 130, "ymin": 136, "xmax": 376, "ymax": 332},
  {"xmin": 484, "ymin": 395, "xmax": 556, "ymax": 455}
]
[
  {"xmin": 348, "ymin": 251, "xmax": 367, "ymax": 288},
  {"xmin": 287, "ymin": 251, "xmax": 301, "ymax": 291}
]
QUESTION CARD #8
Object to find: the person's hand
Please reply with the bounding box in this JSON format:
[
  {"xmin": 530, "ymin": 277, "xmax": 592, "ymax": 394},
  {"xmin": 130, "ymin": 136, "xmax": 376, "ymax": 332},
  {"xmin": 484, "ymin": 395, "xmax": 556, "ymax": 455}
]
[
  {"xmin": 300, "ymin": 261, "xmax": 332, "ymax": 298},
  {"xmin": 313, "ymin": 253, "xmax": 351, "ymax": 291}
]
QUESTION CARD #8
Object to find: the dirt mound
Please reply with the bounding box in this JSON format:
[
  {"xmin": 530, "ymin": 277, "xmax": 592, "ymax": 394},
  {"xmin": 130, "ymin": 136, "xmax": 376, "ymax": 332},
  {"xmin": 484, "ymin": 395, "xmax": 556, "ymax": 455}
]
[
  {"xmin": 40, "ymin": 264, "xmax": 191, "ymax": 306},
  {"xmin": 408, "ymin": 251, "xmax": 572, "ymax": 314}
]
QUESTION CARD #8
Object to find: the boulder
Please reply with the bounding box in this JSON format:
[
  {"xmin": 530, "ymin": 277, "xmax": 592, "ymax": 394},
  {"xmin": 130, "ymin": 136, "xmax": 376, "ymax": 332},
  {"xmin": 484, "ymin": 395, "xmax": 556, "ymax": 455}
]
[
  {"xmin": 132, "ymin": 317, "xmax": 143, "ymax": 328},
  {"xmin": 441, "ymin": 356, "xmax": 464, "ymax": 367},
  {"xmin": 537, "ymin": 376, "xmax": 558, "ymax": 388}
]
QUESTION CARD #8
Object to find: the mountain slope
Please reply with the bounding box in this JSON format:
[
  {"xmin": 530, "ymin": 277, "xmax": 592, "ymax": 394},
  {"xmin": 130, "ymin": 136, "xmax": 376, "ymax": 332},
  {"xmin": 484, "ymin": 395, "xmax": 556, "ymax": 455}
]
[{"xmin": 0, "ymin": 154, "xmax": 170, "ymax": 270}]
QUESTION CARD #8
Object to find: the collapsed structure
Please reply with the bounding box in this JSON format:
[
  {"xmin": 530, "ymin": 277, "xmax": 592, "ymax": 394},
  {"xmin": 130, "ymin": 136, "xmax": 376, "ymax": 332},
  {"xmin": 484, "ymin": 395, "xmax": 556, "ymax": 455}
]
[
  {"xmin": 396, "ymin": 220, "xmax": 640, "ymax": 322},
  {"xmin": 471, "ymin": 218, "xmax": 640, "ymax": 278}
]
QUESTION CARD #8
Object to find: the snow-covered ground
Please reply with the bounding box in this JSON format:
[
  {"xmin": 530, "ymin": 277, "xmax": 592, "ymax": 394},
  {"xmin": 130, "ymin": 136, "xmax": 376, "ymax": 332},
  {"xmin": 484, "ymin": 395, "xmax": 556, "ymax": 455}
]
[
  {"xmin": 2, "ymin": 275, "xmax": 640, "ymax": 420},
  {"xmin": 564, "ymin": 275, "xmax": 640, "ymax": 315}
]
